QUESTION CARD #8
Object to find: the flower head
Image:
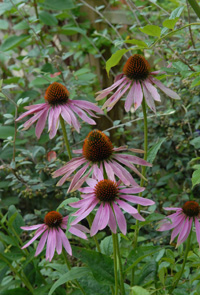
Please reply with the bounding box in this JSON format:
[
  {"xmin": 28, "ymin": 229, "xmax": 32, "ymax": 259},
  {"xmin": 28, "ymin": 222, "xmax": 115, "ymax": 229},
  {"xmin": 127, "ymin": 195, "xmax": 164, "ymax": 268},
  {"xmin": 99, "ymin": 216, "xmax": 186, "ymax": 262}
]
[
  {"xmin": 96, "ymin": 54, "xmax": 180, "ymax": 113},
  {"xmin": 21, "ymin": 211, "xmax": 89, "ymax": 261},
  {"xmin": 157, "ymin": 201, "xmax": 200, "ymax": 247},
  {"xmin": 69, "ymin": 170, "xmax": 155, "ymax": 236},
  {"xmin": 53, "ymin": 129, "xmax": 152, "ymax": 192},
  {"xmin": 16, "ymin": 82, "xmax": 103, "ymax": 139}
]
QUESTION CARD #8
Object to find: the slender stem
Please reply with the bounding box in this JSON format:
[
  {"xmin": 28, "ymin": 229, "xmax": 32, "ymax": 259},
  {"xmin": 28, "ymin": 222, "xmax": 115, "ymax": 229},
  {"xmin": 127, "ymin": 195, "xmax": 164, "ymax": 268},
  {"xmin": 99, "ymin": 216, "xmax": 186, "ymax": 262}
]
[
  {"xmin": 59, "ymin": 116, "xmax": 72, "ymax": 160},
  {"xmin": 170, "ymin": 230, "xmax": 192, "ymax": 292},
  {"xmin": 62, "ymin": 250, "xmax": 86, "ymax": 295},
  {"xmin": 187, "ymin": 0, "xmax": 200, "ymax": 18},
  {"xmin": 131, "ymin": 99, "xmax": 148, "ymax": 286},
  {"xmin": 112, "ymin": 233, "xmax": 118, "ymax": 295},
  {"xmin": 0, "ymin": 253, "xmax": 34, "ymax": 294},
  {"xmin": 87, "ymin": 215, "xmax": 101, "ymax": 252},
  {"xmin": 186, "ymin": 0, "xmax": 196, "ymax": 48},
  {"xmin": 115, "ymin": 233, "xmax": 125, "ymax": 295}
]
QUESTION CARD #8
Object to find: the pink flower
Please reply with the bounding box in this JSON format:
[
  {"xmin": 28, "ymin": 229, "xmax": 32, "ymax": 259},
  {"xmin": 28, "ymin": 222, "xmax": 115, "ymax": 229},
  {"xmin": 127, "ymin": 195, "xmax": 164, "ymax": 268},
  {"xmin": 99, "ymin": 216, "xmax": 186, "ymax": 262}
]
[
  {"xmin": 53, "ymin": 129, "xmax": 152, "ymax": 192},
  {"xmin": 21, "ymin": 211, "xmax": 89, "ymax": 261},
  {"xmin": 96, "ymin": 54, "xmax": 180, "ymax": 113},
  {"xmin": 157, "ymin": 201, "xmax": 200, "ymax": 247},
  {"xmin": 16, "ymin": 82, "xmax": 103, "ymax": 139},
  {"xmin": 70, "ymin": 170, "xmax": 155, "ymax": 236}
]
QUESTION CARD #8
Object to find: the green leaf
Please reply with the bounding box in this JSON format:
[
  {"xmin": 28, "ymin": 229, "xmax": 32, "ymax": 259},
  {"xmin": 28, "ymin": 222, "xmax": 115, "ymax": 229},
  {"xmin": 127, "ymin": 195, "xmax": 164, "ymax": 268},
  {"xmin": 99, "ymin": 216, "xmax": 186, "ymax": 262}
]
[
  {"xmin": 163, "ymin": 17, "xmax": 179, "ymax": 29},
  {"xmin": 61, "ymin": 26, "xmax": 86, "ymax": 36},
  {"xmin": 8, "ymin": 205, "xmax": 24, "ymax": 234},
  {"xmin": 158, "ymin": 267, "xmax": 165, "ymax": 285},
  {"xmin": 72, "ymin": 246, "xmax": 114, "ymax": 285},
  {"xmin": 131, "ymin": 286, "xmax": 150, "ymax": 295},
  {"xmin": 1, "ymin": 35, "xmax": 29, "ymax": 51},
  {"xmin": 139, "ymin": 25, "xmax": 161, "ymax": 37},
  {"xmin": 191, "ymin": 76, "xmax": 200, "ymax": 88},
  {"xmin": 147, "ymin": 138, "xmax": 166, "ymax": 163},
  {"xmin": 57, "ymin": 197, "xmax": 79, "ymax": 210},
  {"xmin": 48, "ymin": 267, "xmax": 90, "ymax": 295},
  {"xmin": 0, "ymin": 126, "xmax": 15, "ymax": 139},
  {"xmin": 137, "ymin": 261, "xmax": 157, "ymax": 285},
  {"xmin": 13, "ymin": 20, "xmax": 29, "ymax": 30},
  {"xmin": 192, "ymin": 169, "xmax": 200, "ymax": 187},
  {"xmin": 29, "ymin": 77, "xmax": 50, "ymax": 87},
  {"xmin": 170, "ymin": 6, "xmax": 184, "ymax": 18},
  {"xmin": 39, "ymin": 11, "xmax": 58, "ymax": 26},
  {"xmin": 0, "ymin": 288, "xmax": 32, "ymax": 295},
  {"xmin": 0, "ymin": 19, "xmax": 9, "ymax": 30},
  {"xmin": 124, "ymin": 39, "xmax": 148, "ymax": 47},
  {"xmin": 100, "ymin": 236, "xmax": 113, "ymax": 256},
  {"xmin": 190, "ymin": 137, "xmax": 200, "ymax": 149},
  {"xmin": 40, "ymin": 0, "xmax": 75, "ymax": 11},
  {"xmin": 106, "ymin": 49, "xmax": 128, "ymax": 76},
  {"xmin": 125, "ymin": 246, "xmax": 160, "ymax": 273}
]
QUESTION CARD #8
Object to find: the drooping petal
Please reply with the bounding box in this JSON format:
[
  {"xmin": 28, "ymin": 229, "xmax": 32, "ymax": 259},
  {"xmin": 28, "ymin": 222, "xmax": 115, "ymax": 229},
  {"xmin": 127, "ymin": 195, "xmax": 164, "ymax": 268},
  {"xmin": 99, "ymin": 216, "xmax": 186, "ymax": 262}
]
[
  {"xmin": 69, "ymin": 104, "xmax": 96, "ymax": 125},
  {"xmin": 68, "ymin": 226, "xmax": 87, "ymax": 239},
  {"xmin": 49, "ymin": 106, "xmax": 61, "ymax": 139},
  {"xmin": 70, "ymin": 100, "xmax": 103, "ymax": 114},
  {"xmin": 170, "ymin": 217, "xmax": 186, "ymax": 243},
  {"xmin": 110, "ymin": 160, "xmax": 139, "ymax": 186},
  {"xmin": 116, "ymin": 199, "xmax": 138, "ymax": 215},
  {"xmin": 71, "ymin": 199, "xmax": 99, "ymax": 225},
  {"xmin": 120, "ymin": 194, "xmax": 154, "ymax": 206},
  {"xmin": 108, "ymin": 205, "xmax": 117, "ymax": 233},
  {"xmin": 96, "ymin": 77, "xmax": 127, "ymax": 100},
  {"xmin": 90, "ymin": 203, "xmax": 104, "ymax": 236},
  {"xmin": 112, "ymin": 202, "xmax": 127, "ymax": 235},
  {"xmin": 35, "ymin": 108, "xmax": 49, "ymax": 139},
  {"xmin": 58, "ymin": 227, "xmax": 72, "ymax": 256},
  {"xmin": 178, "ymin": 217, "xmax": 193, "ymax": 246},
  {"xmin": 177, "ymin": 217, "xmax": 191, "ymax": 247},
  {"xmin": 143, "ymin": 80, "xmax": 161, "ymax": 102},
  {"xmin": 85, "ymin": 178, "xmax": 98, "ymax": 188},
  {"xmin": 119, "ymin": 187, "xmax": 145, "ymax": 194},
  {"xmin": 21, "ymin": 226, "xmax": 47, "ymax": 249},
  {"xmin": 104, "ymin": 161, "xmax": 116, "ymax": 182},
  {"xmin": 35, "ymin": 230, "xmax": 48, "ymax": 256},
  {"xmin": 164, "ymin": 207, "xmax": 182, "ymax": 211},
  {"xmin": 53, "ymin": 157, "xmax": 86, "ymax": 177},
  {"xmin": 195, "ymin": 218, "xmax": 200, "ymax": 246},
  {"xmin": 114, "ymin": 154, "xmax": 152, "ymax": 167},
  {"xmin": 21, "ymin": 224, "xmax": 44, "ymax": 231},
  {"xmin": 23, "ymin": 110, "xmax": 45, "ymax": 130},
  {"xmin": 67, "ymin": 163, "xmax": 90, "ymax": 192},
  {"xmin": 48, "ymin": 228, "xmax": 56, "ymax": 261},
  {"xmin": 60, "ymin": 105, "xmax": 72, "ymax": 125},
  {"xmin": 132, "ymin": 212, "xmax": 145, "ymax": 221},
  {"xmin": 98, "ymin": 203, "xmax": 110, "ymax": 230},
  {"xmin": 64, "ymin": 105, "xmax": 80, "ymax": 133},
  {"xmin": 55, "ymin": 228, "xmax": 63, "ymax": 255},
  {"xmin": 150, "ymin": 77, "xmax": 181, "ymax": 100},
  {"xmin": 125, "ymin": 81, "xmax": 143, "ymax": 112},
  {"xmin": 16, "ymin": 104, "xmax": 47, "ymax": 121},
  {"xmin": 142, "ymin": 83, "xmax": 156, "ymax": 113}
]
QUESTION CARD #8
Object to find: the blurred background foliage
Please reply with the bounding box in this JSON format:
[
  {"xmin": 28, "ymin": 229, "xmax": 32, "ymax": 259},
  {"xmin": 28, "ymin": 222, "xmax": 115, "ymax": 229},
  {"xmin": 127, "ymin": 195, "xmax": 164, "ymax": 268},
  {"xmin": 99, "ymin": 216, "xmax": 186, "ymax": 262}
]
[{"xmin": 0, "ymin": 0, "xmax": 200, "ymax": 293}]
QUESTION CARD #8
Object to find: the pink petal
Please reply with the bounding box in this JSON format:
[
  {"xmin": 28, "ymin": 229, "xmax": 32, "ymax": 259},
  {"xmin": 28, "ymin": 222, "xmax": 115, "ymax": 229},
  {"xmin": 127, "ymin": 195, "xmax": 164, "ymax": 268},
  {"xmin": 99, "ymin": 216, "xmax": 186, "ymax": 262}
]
[
  {"xmin": 46, "ymin": 228, "xmax": 56, "ymax": 261},
  {"xmin": 96, "ymin": 77, "xmax": 127, "ymax": 100},
  {"xmin": 21, "ymin": 224, "xmax": 44, "ymax": 231},
  {"xmin": 195, "ymin": 218, "xmax": 200, "ymax": 245},
  {"xmin": 177, "ymin": 217, "xmax": 192, "ymax": 246},
  {"xmin": 114, "ymin": 154, "xmax": 152, "ymax": 167},
  {"xmin": 59, "ymin": 228, "xmax": 72, "ymax": 256},
  {"xmin": 132, "ymin": 212, "xmax": 145, "ymax": 221},
  {"xmin": 177, "ymin": 217, "xmax": 191, "ymax": 247},
  {"xmin": 143, "ymin": 80, "xmax": 161, "ymax": 102},
  {"xmin": 73, "ymin": 224, "xmax": 90, "ymax": 233},
  {"xmin": 53, "ymin": 157, "xmax": 86, "ymax": 177},
  {"xmin": 60, "ymin": 105, "xmax": 72, "ymax": 125},
  {"xmin": 98, "ymin": 203, "xmax": 110, "ymax": 230},
  {"xmin": 16, "ymin": 104, "xmax": 47, "ymax": 121},
  {"xmin": 35, "ymin": 109, "xmax": 49, "ymax": 139},
  {"xmin": 69, "ymin": 104, "xmax": 96, "ymax": 125},
  {"xmin": 70, "ymin": 196, "xmax": 96, "ymax": 209},
  {"xmin": 49, "ymin": 106, "xmax": 61, "ymax": 139},
  {"xmin": 69, "ymin": 227, "xmax": 87, "ymax": 239},
  {"xmin": 67, "ymin": 163, "xmax": 90, "ymax": 192},
  {"xmin": 116, "ymin": 199, "xmax": 138, "ymax": 214},
  {"xmin": 55, "ymin": 228, "xmax": 62, "ymax": 255},
  {"xmin": 85, "ymin": 178, "xmax": 98, "ymax": 188},
  {"xmin": 90, "ymin": 203, "xmax": 104, "ymax": 236},
  {"xmin": 170, "ymin": 218, "xmax": 185, "ymax": 243},
  {"xmin": 71, "ymin": 199, "xmax": 99, "ymax": 225},
  {"xmin": 23, "ymin": 110, "xmax": 45, "ymax": 130},
  {"xmin": 124, "ymin": 82, "xmax": 135, "ymax": 112},
  {"xmin": 21, "ymin": 226, "xmax": 47, "ymax": 249},
  {"xmin": 104, "ymin": 161, "xmax": 116, "ymax": 182},
  {"xmin": 112, "ymin": 202, "xmax": 127, "ymax": 235},
  {"xmin": 150, "ymin": 77, "xmax": 181, "ymax": 100},
  {"xmin": 35, "ymin": 230, "xmax": 48, "ymax": 256},
  {"xmin": 108, "ymin": 205, "xmax": 117, "ymax": 233},
  {"xmin": 125, "ymin": 81, "xmax": 143, "ymax": 112},
  {"xmin": 68, "ymin": 167, "xmax": 92, "ymax": 193},
  {"xmin": 120, "ymin": 187, "xmax": 145, "ymax": 194},
  {"xmin": 110, "ymin": 160, "xmax": 139, "ymax": 186},
  {"xmin": 70, "ymin": 100, "xmax": 103, "ymax": 114},
  {"xmin": 48, "ymin": 107, "xmax": 54, "ymax": 131},
  {"xmin": 164, "ymin": 207, "xmax": 182, "ymax": 211},
  {"xmin": 120, "ymin": 194, "xmax": 154, "ymax": 206},
  {"xmin": 142, "ymin": 83, "xmax": 156, "ymax": 113},
  {"xmin": 24, "ymin": 103, "xmax": 47, "ymax": 111},
  {"xmin": 64, "ymin": 105, "xmax": 80, "ymax": 133}
]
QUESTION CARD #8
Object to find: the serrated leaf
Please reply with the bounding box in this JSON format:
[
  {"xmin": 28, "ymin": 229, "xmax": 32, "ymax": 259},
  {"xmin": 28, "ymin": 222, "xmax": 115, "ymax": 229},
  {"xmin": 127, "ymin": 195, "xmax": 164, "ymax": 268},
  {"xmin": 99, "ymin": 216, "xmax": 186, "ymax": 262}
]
[
  {"xmin": 139, "ymin": 25, "xmax": 161, "ymax": 37},
  {"xmin": 192, "ymin": 169, "xmax": 200, "ymax": 187},
  {"xmin": 131, "ymin": 286, "xmax": 150, "ymax": 295},
  {"xmin": 1, "ymin": 35, "xmax": 29, "ymax": 51},
  {"xmin": 48, "ymin": 267, "xmax": 90, "ymax": 295},
  {"xmin": 147, "ymin": 138, "xmax": 166, "ymax": 163},
  {"xmin": 163, "ymin": 17, "xmax": 179, "ymax": 29},
  {"xmin": 106, "ymin": 49, "xmax": 128, "ymax": 76},
  {"xmin": 39, "ymin": 11, "xmax": 58, "ymax": 26},
  {"xmin": 124, "ymin": 39, "xmax": 148, "ymax": 47}
]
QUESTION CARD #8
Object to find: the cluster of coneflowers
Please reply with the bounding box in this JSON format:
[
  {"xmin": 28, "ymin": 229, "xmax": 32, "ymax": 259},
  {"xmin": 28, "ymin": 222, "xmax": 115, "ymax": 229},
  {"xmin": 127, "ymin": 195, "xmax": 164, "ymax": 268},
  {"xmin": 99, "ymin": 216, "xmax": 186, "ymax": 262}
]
[{"xmin": 17, "ymin": 54, "xmax": 200, "ymax": 289}]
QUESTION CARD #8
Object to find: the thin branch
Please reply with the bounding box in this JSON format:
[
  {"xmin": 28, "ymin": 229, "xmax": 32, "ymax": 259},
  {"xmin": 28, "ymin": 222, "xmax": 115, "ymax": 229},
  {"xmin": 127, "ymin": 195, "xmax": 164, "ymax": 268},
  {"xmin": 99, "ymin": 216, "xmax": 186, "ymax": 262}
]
[{"xmin": 186, "ymin": 0, "xmax": 196, "ymax": 48}]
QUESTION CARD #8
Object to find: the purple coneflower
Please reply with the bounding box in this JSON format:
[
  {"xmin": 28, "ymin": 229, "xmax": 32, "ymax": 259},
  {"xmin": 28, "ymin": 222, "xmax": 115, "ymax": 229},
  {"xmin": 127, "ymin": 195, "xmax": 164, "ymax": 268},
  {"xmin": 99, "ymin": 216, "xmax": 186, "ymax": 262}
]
[
  {"xmin": 158, "ymin": 201, "xmax": 200, "ymax": 247},
  {"xmin": 53, "ymin": 129, "xmax": 152, "ymax": 192},
  {"xmin": 21, "ymin": 211, "xmax": 88, "ymax": 261},
  {"xmin": 16, "ymin": 82, "xmax": 103, "ymax": 139},
  {"xmin": 70, "ymin": 171, "xmax": 155, "ymax": 236},
  {"xmin": 96, "ymin": 54, "xmax": 180, "ymax": 113}
]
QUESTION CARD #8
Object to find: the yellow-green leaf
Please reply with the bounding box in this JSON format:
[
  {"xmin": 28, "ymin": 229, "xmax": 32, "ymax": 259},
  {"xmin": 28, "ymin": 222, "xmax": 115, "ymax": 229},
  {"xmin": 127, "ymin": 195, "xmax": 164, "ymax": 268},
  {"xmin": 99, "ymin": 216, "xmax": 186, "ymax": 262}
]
[
  {"xmin": 163, "ymin": 17, "xmax": 179, "ymax": 29},
  {"xmin": 106, "ymin": 49, "xmax": 128, "ymax": 76},
  {"xmin": 139, "ymin": 25, "xmax": 161, "ymax": 37}
]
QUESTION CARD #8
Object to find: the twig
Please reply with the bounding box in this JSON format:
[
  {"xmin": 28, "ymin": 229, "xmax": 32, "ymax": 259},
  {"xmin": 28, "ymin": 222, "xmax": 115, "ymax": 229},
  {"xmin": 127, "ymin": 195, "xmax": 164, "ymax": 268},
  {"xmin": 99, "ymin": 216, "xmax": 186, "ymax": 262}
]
[{"xmin": 186, "ymin": 0, "xmax": 196, "ymax": 49}]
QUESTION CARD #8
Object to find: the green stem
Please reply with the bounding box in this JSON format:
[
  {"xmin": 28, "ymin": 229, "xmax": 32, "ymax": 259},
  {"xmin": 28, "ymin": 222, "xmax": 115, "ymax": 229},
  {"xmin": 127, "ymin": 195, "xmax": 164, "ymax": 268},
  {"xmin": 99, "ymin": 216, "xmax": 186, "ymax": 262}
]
[
  {"xmin": 169, "ymin": 230, "xmax": 192, "ymax": 293},
  {"xmin": 62, "ymin": 250, "xmax": 86, "ymax": 295},
  {"xmin": 112, "ymin": 233, "xmax": 118, "ymax": 295},
  {"xmin": 87, "ymin": 215, "xmax": 101, "ymax": 252},
  {"xmin": 131, "ymin": 99, "xmax": 148, "ymax": 285},
  {"xmin": 59, "ymin": 116, "xmax": 72, "ymax": 160},
  {"xmin": 115, "ymin": 233, "xmax": 125, "ymax": 295},
  {"xmin": 187, "ymin": 0, "xmax": 200, "ymax": 18},
  {"xmin": 0, "ymin": 253, "xmax": 34, "ymax": 294}
]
